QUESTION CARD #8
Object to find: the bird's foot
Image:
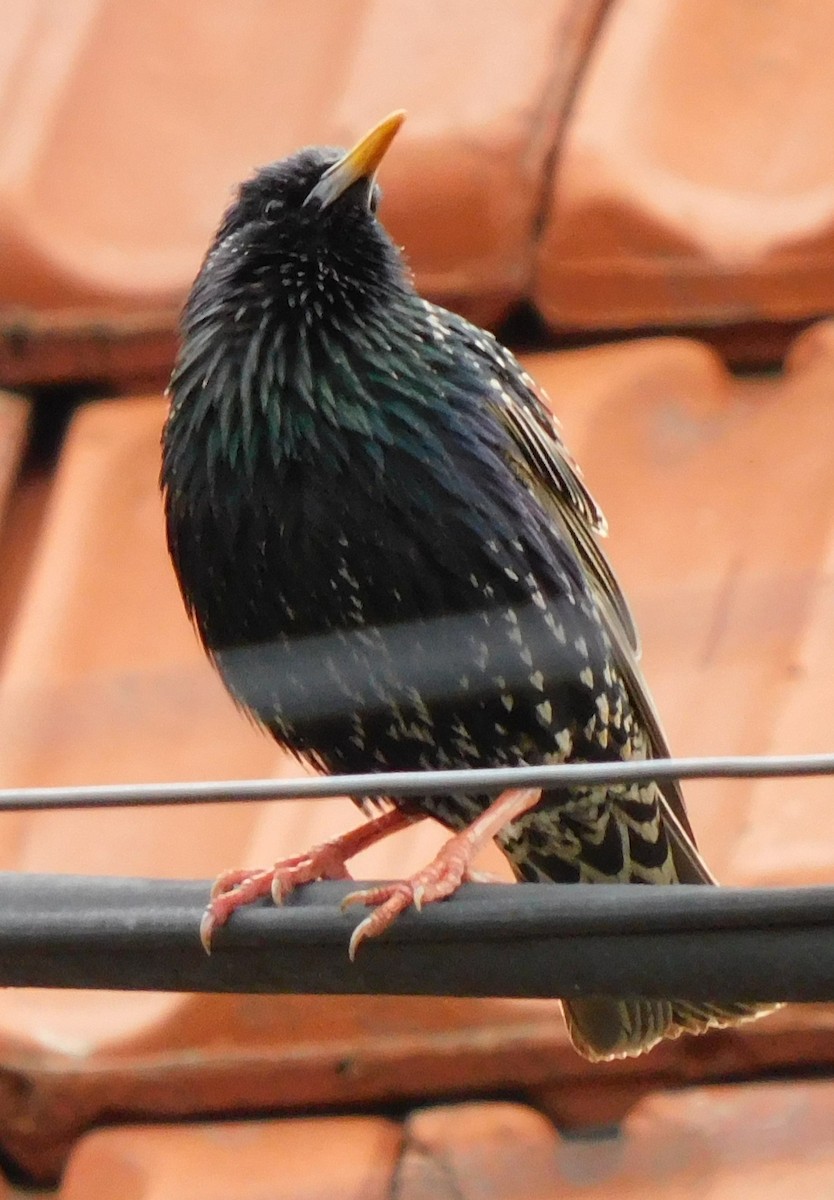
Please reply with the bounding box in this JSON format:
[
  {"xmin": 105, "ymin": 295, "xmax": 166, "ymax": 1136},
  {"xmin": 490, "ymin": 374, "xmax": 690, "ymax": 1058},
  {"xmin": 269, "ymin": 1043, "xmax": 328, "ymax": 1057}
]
[
  {"xmin": 201, "ymin": 846, "xmax": 352, "ymax": 952},
  {"xmin": 341, "ymin": 844, "xmax": 471, "ymax": 961},
  {"xmin": 341, "ymin": 786, "xmax": 542, "ymax": 959},
  {"xmin": 200, "ymin": 806, "xmax": 417, "ymax": 953}
]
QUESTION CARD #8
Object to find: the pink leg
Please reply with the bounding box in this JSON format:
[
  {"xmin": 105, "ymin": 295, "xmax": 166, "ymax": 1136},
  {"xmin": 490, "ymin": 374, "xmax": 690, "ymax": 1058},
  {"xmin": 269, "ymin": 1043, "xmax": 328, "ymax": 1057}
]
[
  {"xmin": 201, "ymin": 806, "xmax": 420, "ymax": 952},
  {"xmin": 342, "ymin": 787, "xmax": 542, "ymax": 959}
]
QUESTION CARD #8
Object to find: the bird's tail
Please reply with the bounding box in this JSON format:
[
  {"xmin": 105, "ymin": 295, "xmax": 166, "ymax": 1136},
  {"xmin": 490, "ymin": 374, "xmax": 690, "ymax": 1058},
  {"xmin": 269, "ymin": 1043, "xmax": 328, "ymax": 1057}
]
[
  {"xmin": 562, "ymin": 994, "xmax": 772, "ymax": 1063},
  {"xmin": 561, "ymin": 818, "xmax": 779, "ymax": 1060},
  {"xmin": 522, "ymin": 785, "xmax": 780, "ymax": 1062}
]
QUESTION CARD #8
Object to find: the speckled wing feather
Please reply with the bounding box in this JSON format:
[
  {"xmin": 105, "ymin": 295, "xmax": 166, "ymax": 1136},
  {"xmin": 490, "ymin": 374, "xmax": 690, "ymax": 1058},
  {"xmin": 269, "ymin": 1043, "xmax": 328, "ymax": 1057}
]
[
  {"xmin": 448, "ymin": 324, "xmax": 776, "ymax": 1056},
  {"xmin": 488, "ymin": 363, "xmax": 639, "ymax": 648},
  {"xmin": 455, "ymin": 316, "xmax": 709, "ymax": 876}
]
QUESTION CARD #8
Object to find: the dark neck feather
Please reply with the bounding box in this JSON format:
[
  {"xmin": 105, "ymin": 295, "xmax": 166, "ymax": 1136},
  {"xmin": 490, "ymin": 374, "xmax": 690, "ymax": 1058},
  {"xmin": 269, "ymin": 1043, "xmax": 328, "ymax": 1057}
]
[{"xmin": 163, "ymin": 252, "xmax": 456, "ymax": 516}]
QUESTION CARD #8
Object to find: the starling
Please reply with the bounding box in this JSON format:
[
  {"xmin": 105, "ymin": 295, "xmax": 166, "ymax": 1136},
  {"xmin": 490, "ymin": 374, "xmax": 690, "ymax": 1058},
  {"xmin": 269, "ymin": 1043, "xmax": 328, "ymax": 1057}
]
[{"xmin": 161, "ymin": 111, "xmax": 774, "ymax": 1061}]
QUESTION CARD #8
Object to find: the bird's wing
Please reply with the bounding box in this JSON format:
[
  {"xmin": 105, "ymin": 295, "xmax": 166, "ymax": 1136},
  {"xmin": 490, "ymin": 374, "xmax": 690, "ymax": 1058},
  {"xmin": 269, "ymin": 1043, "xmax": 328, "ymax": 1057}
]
[
  {"xmin": 492, "ymin": 372, "xmax": 641, "ymax": 656},
  {"xmin": 469, "ymin": 334, "xmax": 642, "ymax": 650},
  {"xmin": 456, "ymin": 321, "xmax": 702, "ymax": 859}
]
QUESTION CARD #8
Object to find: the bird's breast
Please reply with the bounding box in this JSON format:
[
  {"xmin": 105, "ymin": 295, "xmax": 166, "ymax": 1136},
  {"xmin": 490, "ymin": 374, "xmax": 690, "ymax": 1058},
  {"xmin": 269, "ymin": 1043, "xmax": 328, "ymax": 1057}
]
[{"xmin": 165, "ymin": 397, "xmax": 625, "ymax": 789}]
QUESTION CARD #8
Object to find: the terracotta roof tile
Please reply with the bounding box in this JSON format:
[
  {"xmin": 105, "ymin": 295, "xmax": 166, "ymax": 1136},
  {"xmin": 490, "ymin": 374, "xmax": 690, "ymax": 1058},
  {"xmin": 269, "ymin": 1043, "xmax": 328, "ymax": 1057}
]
[
  {"xmin": 0, "ymin": 0, "xmax": 606, "ymax": 386},
  {"xmin": 5, "ymin": 2, "xmax": 832, "ymax": 384},
  {"xmin": 398, "ymin": 1103, "xmax": 563, "ymax": 1200},
  {"xmin": 399, "ymin": 1081, "xmax": 834, "ymax": 1198},
  {"xmin": 59, "ymin": 1117, "xmax": 401, "ymax": 1200},
  {"xmin": 40, "ymin": 1080, "xmax": 834, "ymax": 1196},
  {"xmin": 0, "ymin": 394, "xmax": 28, "ymax": 525},
  {"xmin": 0, "ymin": 390, "xmax": 32, "ymax": 659},
  {"xmin": 535, "ymin": 0, "xmax": 834, "ymax": 331}
]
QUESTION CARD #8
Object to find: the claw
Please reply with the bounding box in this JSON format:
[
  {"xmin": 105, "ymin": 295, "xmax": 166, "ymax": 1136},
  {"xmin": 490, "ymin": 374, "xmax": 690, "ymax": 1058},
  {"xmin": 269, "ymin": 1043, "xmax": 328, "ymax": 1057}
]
[
  {"xmin": 342, "ymin": 882, "xmax": 419, "ymax": 958},
  {"xmin": 464, "ymin": 869, "xmax": 507, "ymax": 885},
  {"xmin": 340, "ymin": 885, "xmax": 376, "ymax": 912},
  {"xmin": 199, "ymin": 908, "xmax": 215, "ymax": 955},
  {"xmin": 348, "ymin": 915, "xmax": 374, "ymax": 961}
]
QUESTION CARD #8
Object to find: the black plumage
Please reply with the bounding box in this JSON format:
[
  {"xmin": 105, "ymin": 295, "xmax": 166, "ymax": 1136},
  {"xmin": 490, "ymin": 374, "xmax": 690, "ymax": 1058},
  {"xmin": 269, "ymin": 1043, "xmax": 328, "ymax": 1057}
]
[{"xmin": 162, "ymin": 112, "xmax": 773, "ymax": 1060}]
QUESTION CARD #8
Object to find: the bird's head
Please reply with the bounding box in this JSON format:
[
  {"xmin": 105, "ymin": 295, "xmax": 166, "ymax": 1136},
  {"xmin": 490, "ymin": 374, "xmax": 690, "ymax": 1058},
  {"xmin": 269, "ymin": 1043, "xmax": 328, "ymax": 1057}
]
[{"xmin": 199, "ymin": 110, "xmax": 408, "ymax": 326}]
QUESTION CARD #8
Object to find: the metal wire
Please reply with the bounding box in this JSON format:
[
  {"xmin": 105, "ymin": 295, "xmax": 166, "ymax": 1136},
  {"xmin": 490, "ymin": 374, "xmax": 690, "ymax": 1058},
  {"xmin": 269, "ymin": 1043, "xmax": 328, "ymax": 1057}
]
[
  {"xmin": 0, "ymin": 751, "xmax": 832, "ymax": 811},
  {"xmin": 0, "ymin": 754, "xmax": 831, "ymax": 999}
]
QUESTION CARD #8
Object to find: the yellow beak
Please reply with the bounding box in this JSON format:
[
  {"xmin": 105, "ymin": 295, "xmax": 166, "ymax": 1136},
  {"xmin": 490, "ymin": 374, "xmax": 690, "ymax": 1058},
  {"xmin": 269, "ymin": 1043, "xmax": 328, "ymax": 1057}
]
[{"xmin": 304, "ymin": 110, "xmax": 405, "ymax": 210}]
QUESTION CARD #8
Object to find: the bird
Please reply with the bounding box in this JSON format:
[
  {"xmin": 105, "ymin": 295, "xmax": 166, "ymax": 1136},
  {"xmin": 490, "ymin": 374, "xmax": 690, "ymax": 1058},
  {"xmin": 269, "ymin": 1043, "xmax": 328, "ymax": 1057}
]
[{"xmin": 161, "ymin": 110, "xmax": 775, "ymax": 1061}]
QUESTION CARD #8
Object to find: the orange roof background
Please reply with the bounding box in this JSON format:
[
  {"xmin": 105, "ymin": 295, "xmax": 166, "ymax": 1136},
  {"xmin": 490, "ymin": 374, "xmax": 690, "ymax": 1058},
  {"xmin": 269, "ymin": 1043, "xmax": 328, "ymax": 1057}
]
[{"xmin": 0, "ymin": 1, "xmax": 833, "ymax": 1194}]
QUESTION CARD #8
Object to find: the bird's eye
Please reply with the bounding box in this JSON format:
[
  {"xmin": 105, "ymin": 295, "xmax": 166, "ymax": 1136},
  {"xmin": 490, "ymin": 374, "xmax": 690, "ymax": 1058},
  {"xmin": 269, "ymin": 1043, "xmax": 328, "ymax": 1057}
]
[{"xmin": 264, "ymin": 199, "xmax": 281, "ymax": 218}]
